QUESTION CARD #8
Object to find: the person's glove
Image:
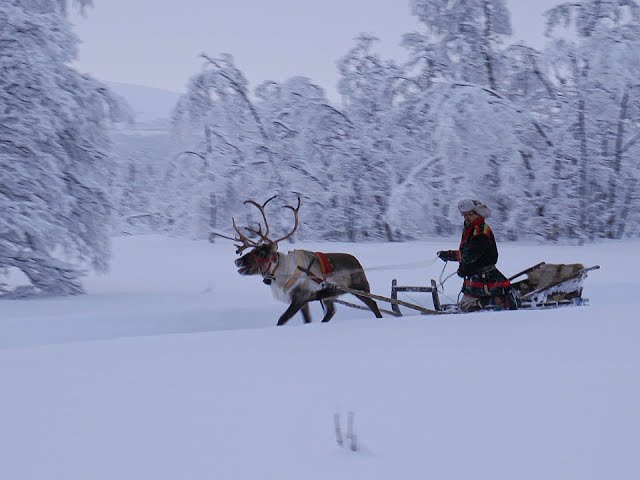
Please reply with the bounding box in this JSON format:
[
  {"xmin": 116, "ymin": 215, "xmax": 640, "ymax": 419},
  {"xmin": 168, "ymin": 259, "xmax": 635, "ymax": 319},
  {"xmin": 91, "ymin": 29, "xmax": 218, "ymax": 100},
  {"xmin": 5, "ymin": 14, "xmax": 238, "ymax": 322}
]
[{"xmin": 437, "ymin": 250, "xmax": 453, "ymax": 262}]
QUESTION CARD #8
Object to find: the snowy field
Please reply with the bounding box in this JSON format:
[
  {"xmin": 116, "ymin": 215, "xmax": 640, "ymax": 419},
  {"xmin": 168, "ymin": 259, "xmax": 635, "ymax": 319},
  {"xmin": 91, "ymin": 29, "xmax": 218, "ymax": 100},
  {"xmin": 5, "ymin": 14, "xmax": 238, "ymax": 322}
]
[{"xmin": 0, "ymin": 235, "xmax": 638, "ymax": 480}]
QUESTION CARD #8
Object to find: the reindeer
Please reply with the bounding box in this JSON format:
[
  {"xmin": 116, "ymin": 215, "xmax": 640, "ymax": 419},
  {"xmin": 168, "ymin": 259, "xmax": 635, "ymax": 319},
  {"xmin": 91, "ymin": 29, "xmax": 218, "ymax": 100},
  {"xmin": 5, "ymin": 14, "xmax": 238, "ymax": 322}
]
[{"xmin": 231, "ymin": 196, "xmax": 383, "ymax": 326}]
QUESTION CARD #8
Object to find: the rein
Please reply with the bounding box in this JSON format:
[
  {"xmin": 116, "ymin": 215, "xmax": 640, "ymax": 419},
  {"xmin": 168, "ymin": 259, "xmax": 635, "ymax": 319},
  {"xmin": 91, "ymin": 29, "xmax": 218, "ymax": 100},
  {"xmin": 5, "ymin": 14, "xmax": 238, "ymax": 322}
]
[
  {"xmin": 254, "ymin": 254, "xmax": 449, "ymax": 284},
  {"xmin": 436, "ymin": 260, "xmax": 461, "ymax": 305},
  {"xmin": 364, "ymin": 258, "xmax": 439, "ymax": 272},
  {"xmin": 244, "ymin": 248, "xmax": 460, "ymax": 304},
  {"xmin": 438, "ymin": 261, "xmax": 458, "ymax": 289}
]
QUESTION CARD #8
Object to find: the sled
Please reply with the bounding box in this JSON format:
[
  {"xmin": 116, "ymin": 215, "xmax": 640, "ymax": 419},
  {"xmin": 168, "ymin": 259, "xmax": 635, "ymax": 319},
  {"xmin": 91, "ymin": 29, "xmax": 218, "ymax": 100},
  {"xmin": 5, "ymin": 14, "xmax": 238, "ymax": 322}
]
[
  {"xmin": 510, "ymin": 262, "xmax": 600, "ymax": 308},
  {"xmin": 384, "ymin": 262, "xmax": 600, "ymax": 316}
]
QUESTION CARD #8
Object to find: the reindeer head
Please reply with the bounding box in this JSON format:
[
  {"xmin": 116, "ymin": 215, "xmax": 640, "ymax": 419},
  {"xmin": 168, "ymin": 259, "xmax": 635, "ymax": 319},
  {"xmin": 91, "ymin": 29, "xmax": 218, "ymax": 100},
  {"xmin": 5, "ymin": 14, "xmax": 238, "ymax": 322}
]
[{"xmin": 232, "ymin": 196, "xmax": 300, "ymax": 277}]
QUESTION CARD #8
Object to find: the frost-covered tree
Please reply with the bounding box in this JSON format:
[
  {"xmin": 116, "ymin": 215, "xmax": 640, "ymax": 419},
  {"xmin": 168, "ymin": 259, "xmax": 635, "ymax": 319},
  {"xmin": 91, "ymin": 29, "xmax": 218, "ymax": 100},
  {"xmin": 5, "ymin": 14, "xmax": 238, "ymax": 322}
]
[
  {"xmin": 544, "ymin": 0, "xmax": 640, "ymax": 239},
  {"xmin": 337, "ymin": 35, "xmax": 405, "ymax": 241},
  {"xmin": 171, "ymin": 54, "xmax": 365, "ymax": 242},
  {"xmin": 405, "ymin": 0, "xmax": 512, "ymax": 90},
  {"xmin": 161, "ymin": 151, "xmax": 213, "ymax": 239},
  {"xmin": 255, "ymin": 77, "xmax": 357, "ymax": 241},
  {"xmin": 388, "ymin": 1, "xmax": 544, "ymax": 239},
  {"xmin": 108, "ymin": 130, "xmax": 173, "ymax": 235},
  {"xmin": 0, "ymin": 0, "xmax": 125, "ymax": 296},
  {"xmin": 493, "ymin": 43, "xmax": 568, "ymax": 240},
  {"xmin": 170, "ymin": 54, "xmax": 281, "ymax": 240},
  {"xmin": 155, "ymin": 0, "xmax": 640, "ymax": 244},
  {"xmin": 387, "ymin": 83, "xmax": 542, "ymax": 240},
  {"xmin": 113, "ymin": 157, "xmax": 161, "ymax": 234}
]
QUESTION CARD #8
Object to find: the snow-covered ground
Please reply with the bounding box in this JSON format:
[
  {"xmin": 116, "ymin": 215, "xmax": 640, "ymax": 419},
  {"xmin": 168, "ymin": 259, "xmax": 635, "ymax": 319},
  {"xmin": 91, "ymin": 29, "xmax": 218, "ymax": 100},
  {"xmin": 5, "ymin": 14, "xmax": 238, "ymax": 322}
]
[{"xmin": 1, "ymin": 235, "xmax": 638, "ymax": 480}]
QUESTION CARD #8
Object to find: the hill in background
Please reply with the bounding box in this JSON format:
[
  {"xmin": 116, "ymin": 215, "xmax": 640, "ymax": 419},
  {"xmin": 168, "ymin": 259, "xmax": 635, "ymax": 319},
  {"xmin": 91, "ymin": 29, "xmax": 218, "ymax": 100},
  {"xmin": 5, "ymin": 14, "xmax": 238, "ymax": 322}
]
[{"xmin": 107, "ymin": 81, "xmax": 182, "ymax": 129}]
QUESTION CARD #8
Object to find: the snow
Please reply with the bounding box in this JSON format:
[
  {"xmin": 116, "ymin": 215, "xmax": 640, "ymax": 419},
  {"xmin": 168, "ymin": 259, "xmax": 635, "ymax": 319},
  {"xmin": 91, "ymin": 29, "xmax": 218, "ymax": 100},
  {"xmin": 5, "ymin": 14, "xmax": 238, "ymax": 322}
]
[{"xmin": 1, "ymin": 235, "xmax": 638, "ymax": 480}]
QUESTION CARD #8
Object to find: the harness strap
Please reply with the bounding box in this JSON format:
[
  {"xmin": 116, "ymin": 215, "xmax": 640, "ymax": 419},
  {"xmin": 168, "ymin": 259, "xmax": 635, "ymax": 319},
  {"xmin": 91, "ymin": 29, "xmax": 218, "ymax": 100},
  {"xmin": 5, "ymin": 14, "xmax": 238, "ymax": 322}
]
[
  {"xmin": 295, "ymin": 265, "xmax": 323, "ymax": 285},
  {"xmin": 282, "ymin": 251, "xmax": 316, "ymax": 291}
]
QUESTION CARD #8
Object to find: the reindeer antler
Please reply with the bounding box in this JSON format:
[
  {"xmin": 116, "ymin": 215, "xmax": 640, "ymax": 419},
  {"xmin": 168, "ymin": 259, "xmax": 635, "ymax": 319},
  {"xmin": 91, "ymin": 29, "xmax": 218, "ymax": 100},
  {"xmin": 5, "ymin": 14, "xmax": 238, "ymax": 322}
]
[
  {"xmin": 231, "ymin": 195, "xmax": 300, "ymax": 251},
  {"xmin": 231, "ymin": 195, "xmax": 277, "ymax": 253},
  {"xmin": 232, "ymin": 217, "xmax": 259, "ymax": 254},
  {"xmin": 272, "ymin": 196, "xmax": 301, "ymax": 244},
  {"xmin": 243, "ymin": 195, "xmax": 277, "ymax": 239}
]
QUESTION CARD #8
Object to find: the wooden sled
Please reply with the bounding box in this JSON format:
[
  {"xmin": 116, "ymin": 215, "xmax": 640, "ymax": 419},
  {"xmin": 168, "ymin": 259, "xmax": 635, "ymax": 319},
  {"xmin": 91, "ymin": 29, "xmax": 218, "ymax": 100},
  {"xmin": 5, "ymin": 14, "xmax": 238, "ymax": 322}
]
[
  {"xmin": 510, "ymin": 262, "xmax": 600, "ymax": 309},
  {"xmin": 384, "ymin": 262, "xmax": 600, "ymax": 316}
]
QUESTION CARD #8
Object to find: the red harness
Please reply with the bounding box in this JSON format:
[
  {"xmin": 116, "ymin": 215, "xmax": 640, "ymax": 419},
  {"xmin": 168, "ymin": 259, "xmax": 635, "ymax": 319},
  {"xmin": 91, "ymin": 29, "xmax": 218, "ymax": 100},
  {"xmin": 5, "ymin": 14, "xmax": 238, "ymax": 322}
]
[
  {"xmin": 252, "ymin": 252, "xmax": 278, "ymax": 277},
  {"xmin": 314, "ymin": 252, "xmax": 334, "ymax": 276}
]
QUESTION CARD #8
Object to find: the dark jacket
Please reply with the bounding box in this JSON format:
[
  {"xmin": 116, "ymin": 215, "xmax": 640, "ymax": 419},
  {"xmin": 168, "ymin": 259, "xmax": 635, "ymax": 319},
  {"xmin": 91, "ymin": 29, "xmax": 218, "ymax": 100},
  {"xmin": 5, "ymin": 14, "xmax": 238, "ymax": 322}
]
[{"xmin": 446, "ymin": 217, "xmax": 512, "ymax": 297}]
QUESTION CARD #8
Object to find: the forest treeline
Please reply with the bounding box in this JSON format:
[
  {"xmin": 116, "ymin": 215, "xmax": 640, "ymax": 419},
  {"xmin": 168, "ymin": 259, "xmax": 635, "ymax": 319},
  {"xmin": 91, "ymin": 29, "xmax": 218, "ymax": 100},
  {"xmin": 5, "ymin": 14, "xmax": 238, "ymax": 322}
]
[{"xmin": 2, "ymin": 0, "xmax": 640, "ymax": 295}]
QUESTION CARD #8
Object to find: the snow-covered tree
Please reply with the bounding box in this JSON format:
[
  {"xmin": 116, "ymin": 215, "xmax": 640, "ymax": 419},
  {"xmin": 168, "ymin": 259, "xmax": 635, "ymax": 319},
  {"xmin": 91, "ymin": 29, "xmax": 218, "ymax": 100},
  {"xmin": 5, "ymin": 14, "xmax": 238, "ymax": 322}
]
[
  {"xmin": 171, "ymin": 54, "xmax": 367, "ymax": 242},
  {"xmin": 544, "ymin": 0, "xmax": 640, "ymax": 239},
  {"xmin": 170, "ymin": 54, "xmax": 281, "ymax": 240},
  {"xmin": 388, "ymin": 1, "xmax": 544, "ymax": 240},
  {"xmin": 107, "ymin": 130, "xmax": 173, "ymax": 235},
  {"xmin": 337, "ymin": 35, "xmax": 406, "ymax": 240},
  {"xmin": 406, "ymin": 0, "xmax": 512, "ymax": 90},
  {"xmin": 386, "ymin": 82, "xmax": 542, "ymax": 240},
  {"xmin": 254, "ymin": 76, "xmax": 357, "ymax": 241},
  {"xmin": 0, "ymin": 0, "xmax": 125, "ymax": 296},
  {"xmin": 153, "ymin": 0, "xmax": 640, "ymax": 244}
]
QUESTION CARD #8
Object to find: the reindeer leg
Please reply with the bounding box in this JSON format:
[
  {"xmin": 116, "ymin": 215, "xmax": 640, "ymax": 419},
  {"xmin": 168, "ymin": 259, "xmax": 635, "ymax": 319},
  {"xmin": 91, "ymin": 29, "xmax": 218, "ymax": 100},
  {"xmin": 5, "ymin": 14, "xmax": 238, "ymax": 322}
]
[
  {"xmin": 277, "ymin": 301, "xmax": 305, "ymax": 326},
  {"xmin": 300, "ymin": 303, "xmax": 312, "ymax": 324},
  {"xmin": 307, "ymin": 288, "xmax": 338, "ymax": 323},
  {"xmin": 320, "ymin": 299, "xmax": 336, "ymax": 323},
  {"xmin": 277, "ymin": 288, "xmax": 309, "ymax": 326},
  {"xmin": 354, "ymin": 294, "xmax": 383, "ymax": 318}
]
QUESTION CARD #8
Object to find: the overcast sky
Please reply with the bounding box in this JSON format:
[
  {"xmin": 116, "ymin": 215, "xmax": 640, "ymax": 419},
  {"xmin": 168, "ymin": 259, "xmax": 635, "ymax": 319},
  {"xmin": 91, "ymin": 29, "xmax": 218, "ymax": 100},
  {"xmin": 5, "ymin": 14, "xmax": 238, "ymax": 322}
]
[{"xmin": 71, "ymin": 0, "xmax": 562, "ymax": 100}]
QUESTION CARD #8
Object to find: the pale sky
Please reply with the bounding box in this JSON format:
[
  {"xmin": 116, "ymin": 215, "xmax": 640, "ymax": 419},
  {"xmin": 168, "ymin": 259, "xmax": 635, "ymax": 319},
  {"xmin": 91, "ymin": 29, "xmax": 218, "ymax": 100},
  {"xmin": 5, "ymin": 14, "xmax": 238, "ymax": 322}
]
[{"xmin": 71, "ymin": 0, "xmax": 562, "ymax": 100}]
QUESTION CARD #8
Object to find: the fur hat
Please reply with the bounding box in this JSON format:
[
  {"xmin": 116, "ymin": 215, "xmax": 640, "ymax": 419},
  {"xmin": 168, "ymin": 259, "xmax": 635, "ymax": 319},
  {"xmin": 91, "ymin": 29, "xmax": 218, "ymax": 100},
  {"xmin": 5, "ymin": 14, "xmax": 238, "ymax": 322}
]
[{"xmin": 457, "ymin": 199, "xmax": 491, "ymax": 218}]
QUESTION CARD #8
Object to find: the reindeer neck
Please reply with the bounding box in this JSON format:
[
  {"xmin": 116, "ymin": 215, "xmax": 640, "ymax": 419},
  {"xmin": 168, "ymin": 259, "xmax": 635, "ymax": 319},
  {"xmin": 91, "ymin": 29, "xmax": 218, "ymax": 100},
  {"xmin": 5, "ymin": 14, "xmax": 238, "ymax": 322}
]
[{"xmin": 261, "ymin": 251, "xmax": 281, "ymax": 280}]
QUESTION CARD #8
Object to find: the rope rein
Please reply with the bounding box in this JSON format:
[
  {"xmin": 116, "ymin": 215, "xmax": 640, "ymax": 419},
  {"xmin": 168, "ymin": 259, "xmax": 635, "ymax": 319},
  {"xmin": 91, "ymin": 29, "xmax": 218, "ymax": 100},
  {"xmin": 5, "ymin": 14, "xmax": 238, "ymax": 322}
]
[
  {"xmin": 364, "ymin": 258, "xmax": 439, "ymax": 272},
  {"xmin": 261, "ymin": 256, "xmax": 444, "ymax": 283},
  {"xmin": 236, "ymin": 247, "xmax": 463, "ymax": 307},
  {"xmin": 436, "ymin": 260, "xmax": 460, "ymax": 305},
  {"xmin": 266, "ymin": 254, "xmax": 461, "ymax": 306},
  {"xmin": 438, "ymin": 261, "xmax": 458, "ymax": 290}
]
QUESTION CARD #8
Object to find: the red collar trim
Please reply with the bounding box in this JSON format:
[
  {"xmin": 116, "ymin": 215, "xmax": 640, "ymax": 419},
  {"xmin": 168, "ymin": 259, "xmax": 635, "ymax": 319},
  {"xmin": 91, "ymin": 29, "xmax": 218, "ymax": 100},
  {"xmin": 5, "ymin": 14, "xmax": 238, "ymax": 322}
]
[{"xmin": 461, "ymin": 217, "xmax": 485, "ymax": 246}]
